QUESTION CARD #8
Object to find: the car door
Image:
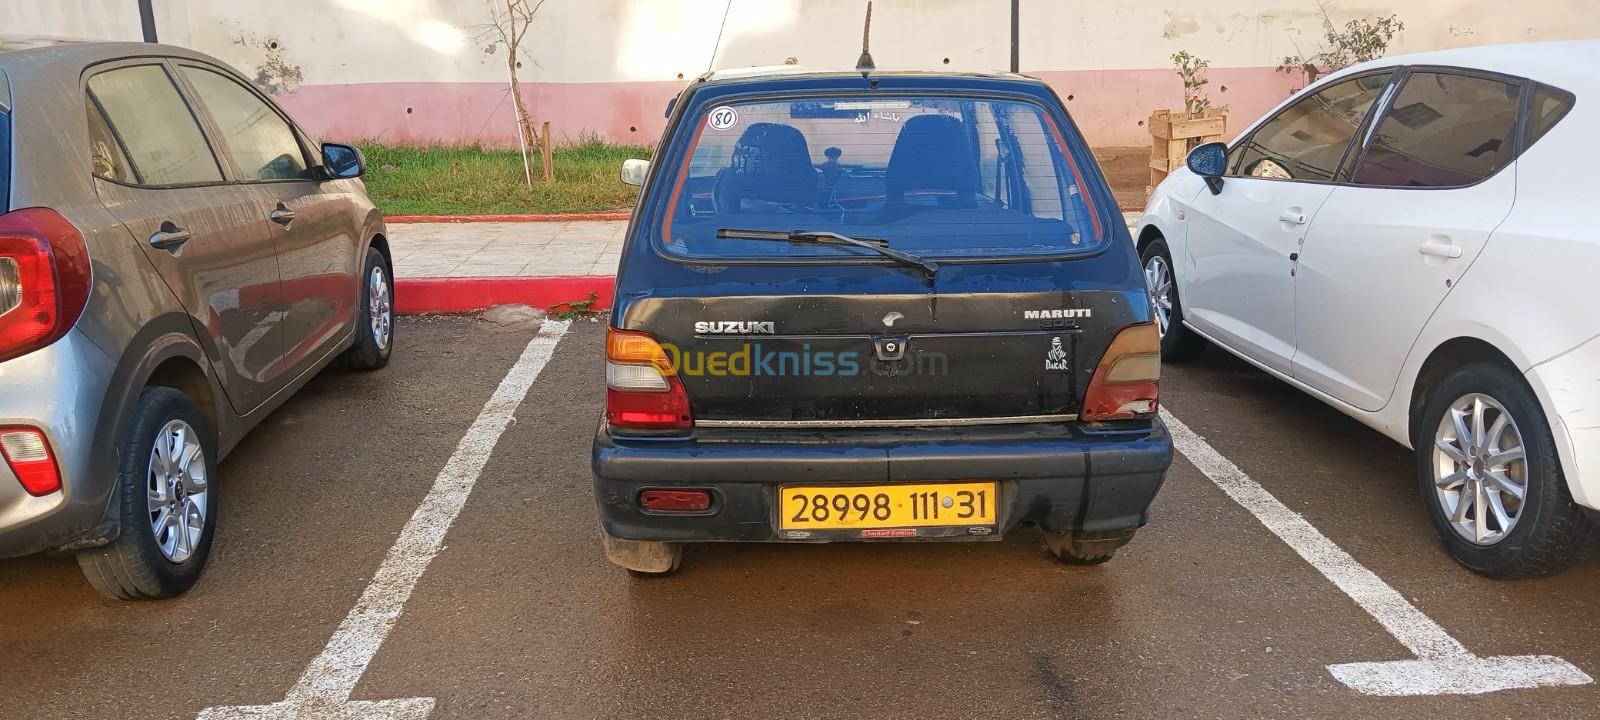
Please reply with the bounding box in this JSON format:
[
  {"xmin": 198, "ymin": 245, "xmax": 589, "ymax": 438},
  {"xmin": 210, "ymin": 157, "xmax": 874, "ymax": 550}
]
[
  {"xmin": 1292, "ymin": 69, "xmax": 1525, "ymax": 411},
  {"xmin": 1176, "ymin": 71, "xmax": 1393, "ymax": 374},
  {"xmin": 174, "ymin": 62, "xmax": 360, "ymax": 375},
  {"xmin": 86, "ymin": 61, "xmax": 290, "ymax": 412}
]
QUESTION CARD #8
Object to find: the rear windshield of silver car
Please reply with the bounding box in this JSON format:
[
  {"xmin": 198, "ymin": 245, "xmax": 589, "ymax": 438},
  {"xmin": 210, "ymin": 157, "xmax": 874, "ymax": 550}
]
[{"xmin": 657, "ymin": 95, "xmax": 1106, "ymax": 260}]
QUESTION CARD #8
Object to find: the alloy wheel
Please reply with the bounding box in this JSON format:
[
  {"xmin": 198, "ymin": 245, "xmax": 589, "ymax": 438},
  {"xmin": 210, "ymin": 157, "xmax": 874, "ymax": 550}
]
[
  {"xmin": 1432, "ymin": 393, "xmax": 1527, "ymax": 546},
  {"xmin": 1144, "ymin": 255, "xmax": 1173, "ymax": 336},
  {"xmin": 370, "ymin": 265, "xmax": 393, "ymax": 352},
  {"xmin": 146, "ymin": 419, "xmax": 208, "ymax": 563}
]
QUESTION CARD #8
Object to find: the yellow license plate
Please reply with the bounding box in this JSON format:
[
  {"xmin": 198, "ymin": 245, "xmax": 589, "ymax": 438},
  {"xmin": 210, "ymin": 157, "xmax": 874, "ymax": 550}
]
[{"xmin": 779, "ymin": 482, "xmax": 998, "ymax": 532}]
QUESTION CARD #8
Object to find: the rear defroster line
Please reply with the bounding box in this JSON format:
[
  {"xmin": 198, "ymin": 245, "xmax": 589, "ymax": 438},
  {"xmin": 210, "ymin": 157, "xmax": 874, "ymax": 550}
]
[{"xmin": 1161, "ymin": 408, "xmax": 1592, "ymax": 696}]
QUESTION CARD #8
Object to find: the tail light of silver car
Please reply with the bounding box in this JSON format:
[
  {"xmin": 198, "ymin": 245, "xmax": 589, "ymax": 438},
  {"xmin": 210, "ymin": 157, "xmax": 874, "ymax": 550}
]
[
  {"xmin": 605, "ymin": 328, "xmax": 693, "ymax": 432},
  {"xmin": 0, "ymin": 208, "xmax": 92, "ymax": 364},
  {"xmin": 0, "ymin": 427, "xmax": 60, "ymax": 496},
  {"xmin": 1080, "ymin": 322, "xmax": 1161, "ymax": 421}
]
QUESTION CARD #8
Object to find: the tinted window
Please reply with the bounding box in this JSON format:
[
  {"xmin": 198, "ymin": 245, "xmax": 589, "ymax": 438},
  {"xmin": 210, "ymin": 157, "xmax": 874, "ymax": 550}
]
[
  {"xmin": 1229, "ymin": 73, "xmax": 1390, "ymax": 182},
  {"xmin": 181, "ymin": 66, "xmax": 310, "ymax": 181},
  {"xmin": 1529, "ymin": 85, "xmax": 1574, "ymax": 145},
  {"xmin": 1353, "ymin": 72, "xmax": 1521, "ymax": 187},
  {"xmin": 86, "ymin": 65, "xmax": 222, "ymax": 185},
  {"xmin": 662, "ymin": 96, "xmax": 1102, "ymax": 260},
  {"xmin": 86, "ymin": 101, "xmax": 137, "ymax": 184}
]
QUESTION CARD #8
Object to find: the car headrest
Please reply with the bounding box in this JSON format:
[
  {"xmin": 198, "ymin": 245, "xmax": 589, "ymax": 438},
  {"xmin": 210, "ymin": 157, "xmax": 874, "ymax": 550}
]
[
  {"xmin": 713, "ymin": 122, "xmax": 817, "ymax": 212},
  {"xmin": 885, "ymin": 115, "xmax": 979, "ymax": 205}
]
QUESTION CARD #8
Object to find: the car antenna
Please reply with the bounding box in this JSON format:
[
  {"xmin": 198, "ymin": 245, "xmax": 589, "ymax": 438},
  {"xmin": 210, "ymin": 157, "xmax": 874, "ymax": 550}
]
[
  {"xmin": 699, "ymin": 0, "xmax": 735, "ymax": 80},
  {"xmin": 856, "ymin": 1, "xmax": 875, "ymax": 77}
]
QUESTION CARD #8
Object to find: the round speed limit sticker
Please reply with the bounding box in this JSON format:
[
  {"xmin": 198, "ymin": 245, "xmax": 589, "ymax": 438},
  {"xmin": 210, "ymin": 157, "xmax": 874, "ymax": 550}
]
[{"xmin": 707, "ymin": 106, "xmax": 739, "ymax": 131}]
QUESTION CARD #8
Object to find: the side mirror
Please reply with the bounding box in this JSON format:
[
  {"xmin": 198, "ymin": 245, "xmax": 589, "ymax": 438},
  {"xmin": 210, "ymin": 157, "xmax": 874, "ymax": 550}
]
[
  {"xmin": 620, "ymin": 158, "xmax": 650, "ymax": 187},
  {"xmin": 1186, "ymin": 141, "xmax": 1228, "ymax": 195},
  {"xmin": 320, "ymin": 142, "xmax": 365, "ymax": 180}
]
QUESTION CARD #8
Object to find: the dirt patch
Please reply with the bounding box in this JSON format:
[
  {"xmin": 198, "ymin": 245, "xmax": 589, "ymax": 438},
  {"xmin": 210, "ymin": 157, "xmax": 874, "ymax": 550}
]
[{"xmin": 1093, "ymin": 146, "xmax": 1150, "ymax": 209}]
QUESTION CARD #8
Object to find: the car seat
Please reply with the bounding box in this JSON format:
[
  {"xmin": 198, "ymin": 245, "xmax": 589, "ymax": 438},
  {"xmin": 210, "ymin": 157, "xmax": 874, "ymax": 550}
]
[
  {"xmin": 885, "ymin": 115, "xmax": 980, "ymax": 208},
  {"xmin": 713, "ymin": 123, "xmax": 818, "ymax": 213}
]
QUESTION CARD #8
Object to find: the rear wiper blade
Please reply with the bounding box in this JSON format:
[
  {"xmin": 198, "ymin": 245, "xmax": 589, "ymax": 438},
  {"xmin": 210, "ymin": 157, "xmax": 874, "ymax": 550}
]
[{"xmin": 716, "ymin": 228, "xmax": 939, "ymax": 281}]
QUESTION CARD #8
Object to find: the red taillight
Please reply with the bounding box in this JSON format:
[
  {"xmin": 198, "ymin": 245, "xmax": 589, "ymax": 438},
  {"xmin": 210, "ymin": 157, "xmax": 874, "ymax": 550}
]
[
  {"xmin": 0, "ymin": 427, "xmax": 62, "ymax": 496},
  {"xmin": 639, "ymin": 489, "xmax": 712, "ymax": 512},
  {"xmin": 1080, "ymin": 322, "xmax": 1161, "ymax": 421},
  {"xmin": 0, "ymin": 208, "xmax": 92, "ymax": 364},
  {"xmin": 605, "ymin": 328, "xmax": 693, "ymax": 431}
]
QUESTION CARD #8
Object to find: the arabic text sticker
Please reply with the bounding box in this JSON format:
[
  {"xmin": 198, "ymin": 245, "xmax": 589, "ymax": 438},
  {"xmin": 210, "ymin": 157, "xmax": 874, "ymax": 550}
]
[{"xmin": 708, "ymin": 106, "xmax": 739, "ymax": 131}]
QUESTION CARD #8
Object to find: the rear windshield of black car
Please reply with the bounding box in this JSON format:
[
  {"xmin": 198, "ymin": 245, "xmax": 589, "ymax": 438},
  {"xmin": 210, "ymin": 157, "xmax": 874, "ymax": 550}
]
[{"xmin": 657, "ymin": 95, "xmax": 1106, "ymax": 260}]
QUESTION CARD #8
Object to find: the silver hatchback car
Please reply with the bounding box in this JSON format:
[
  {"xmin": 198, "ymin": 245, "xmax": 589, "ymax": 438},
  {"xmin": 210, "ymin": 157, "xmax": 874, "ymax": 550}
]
[{"xmin": 0, "ymin": 43, "xmax": 394, "ymax": 599}]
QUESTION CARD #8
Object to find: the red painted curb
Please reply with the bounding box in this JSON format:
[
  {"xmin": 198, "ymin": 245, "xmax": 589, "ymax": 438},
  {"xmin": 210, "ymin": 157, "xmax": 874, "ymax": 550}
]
[
  {"xmin": 395, "ymin": 276, "xmax": 615, "ymax": 314},
  {"xmin": 386, "ymin": 212, "xmax": 632, "ymax": 224}
]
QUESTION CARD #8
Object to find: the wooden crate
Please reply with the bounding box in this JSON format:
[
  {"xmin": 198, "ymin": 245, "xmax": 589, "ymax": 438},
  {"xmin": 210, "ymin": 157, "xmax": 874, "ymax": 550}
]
[{"xmin": 1147, "ymin": 108, "xmax": 1226, "ymax": 196}]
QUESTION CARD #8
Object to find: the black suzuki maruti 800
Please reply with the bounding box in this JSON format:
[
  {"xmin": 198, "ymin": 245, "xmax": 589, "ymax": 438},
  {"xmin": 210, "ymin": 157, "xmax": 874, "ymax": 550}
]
[{"xmin": 593, "ymin": 66, "xmax": 1172, "ymax": 575}]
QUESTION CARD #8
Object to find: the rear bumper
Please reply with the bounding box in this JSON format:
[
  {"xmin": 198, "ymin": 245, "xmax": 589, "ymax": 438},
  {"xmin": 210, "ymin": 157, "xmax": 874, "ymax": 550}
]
[
  {"xmin": 1527, "ymin": 335, "xmax": 1600, "ymax": 510},
  {"xmin": 592, "ymin": 419, "xmax": 1173, "ymax": 542},
  {"xmin": 0, "ymin": 330, "xmax": 117, "ymax": 558}
]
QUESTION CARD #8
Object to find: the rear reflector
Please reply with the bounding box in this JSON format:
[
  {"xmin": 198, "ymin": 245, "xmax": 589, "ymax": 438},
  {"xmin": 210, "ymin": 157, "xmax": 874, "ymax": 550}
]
[
  {"xmin": 0, "ymin": 427, "xmax": 62, "ymax": 496},
  {"xmin": 1080, "ymin": 322, "xmax": 1161, "ymax": 421},
  {"xmin": 605, "ymin": 328, "xmax": 693, "ymax": 432},
  {"xmin": 639, "ymin": 489, "xmax": 712, "ymax": 512}
]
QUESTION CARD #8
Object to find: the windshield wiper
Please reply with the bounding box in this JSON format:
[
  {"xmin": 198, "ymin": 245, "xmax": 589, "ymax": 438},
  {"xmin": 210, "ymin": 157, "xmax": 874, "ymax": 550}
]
[{"xmin": 716, "ymin": 228, "xmax": 939, "ymax": 281}]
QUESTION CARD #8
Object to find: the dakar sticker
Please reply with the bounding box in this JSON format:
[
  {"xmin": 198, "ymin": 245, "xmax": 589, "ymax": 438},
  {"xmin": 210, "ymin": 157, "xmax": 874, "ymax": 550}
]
[
  {"xmin": 708, "ymin": 105, "xmax": 739, "ymax": 131},
  {"xmin": 1045, "ymin": 336, "xmax": 1070, "ymax": 371}
]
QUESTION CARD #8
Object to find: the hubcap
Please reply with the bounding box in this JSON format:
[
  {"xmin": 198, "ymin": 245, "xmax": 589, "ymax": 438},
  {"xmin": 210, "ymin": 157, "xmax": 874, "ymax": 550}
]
[
  {"xmin": 1144, "ymin": 255, "xmax": 1174, "ymax": 336},
  {"xmin": 370, "ymin": 265, "xmax": 392, "ymax": 351},
  {"xmin": 1432, "ymin": 393, "xmax": 1527, "ymax": 546},
  {"xmin": 146, "ymin": 419, "xmax": 208, "ymax": 563}
]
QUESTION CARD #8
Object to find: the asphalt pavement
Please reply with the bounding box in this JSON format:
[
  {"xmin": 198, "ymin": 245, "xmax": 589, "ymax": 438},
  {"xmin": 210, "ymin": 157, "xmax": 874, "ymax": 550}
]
[{"xmin": 2, "ymin": 315, "xmax": 1598, "ymax": 719}]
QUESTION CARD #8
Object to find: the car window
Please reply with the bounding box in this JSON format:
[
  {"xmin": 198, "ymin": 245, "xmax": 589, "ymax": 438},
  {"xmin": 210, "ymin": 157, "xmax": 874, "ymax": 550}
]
[
  {"xmin": 1228, "ymin": 72, "xmax": 1390, "ymax": 182},
  {"xmin": 86, "ymin": 65, "xmax": 223, "ymax": 185},
  {"xmin": 180, "ymin": 66, "xmax": 311, "ymax": 181},
  {"xmin": 1528, "ymin": 84, "xmax": 1575, "ymax": 145},
  {"xmin": 1352, "ymin": 72, "xmax": 1521, "ymax": 188},
  {"xmin": 661, "ymin": 95, "xmax": 1103, "ymax": 260},
  {"xmin": 86, "ymin": 101, "xmax": 137, "ymax": 184},
  {"xmin": 0, "ymin": 110, "xmax": 9, "ymax": 211}
]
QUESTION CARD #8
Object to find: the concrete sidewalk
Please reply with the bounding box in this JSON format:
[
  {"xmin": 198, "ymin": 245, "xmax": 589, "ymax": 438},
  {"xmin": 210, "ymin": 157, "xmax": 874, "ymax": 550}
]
[
  {"xmin": 388, "ymin": 213, "xmax": 1142, "ymax": 280},
  {"xmin": 388, "ymin": 221, "xmax": 627, "ymax": 279}
]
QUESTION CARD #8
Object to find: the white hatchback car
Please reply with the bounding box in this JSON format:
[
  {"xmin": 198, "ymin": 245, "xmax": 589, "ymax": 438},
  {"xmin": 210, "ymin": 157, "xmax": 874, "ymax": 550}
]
[{"xmin": 1137, "ymin": 40, "xmax": 1598, "ymax": 577}]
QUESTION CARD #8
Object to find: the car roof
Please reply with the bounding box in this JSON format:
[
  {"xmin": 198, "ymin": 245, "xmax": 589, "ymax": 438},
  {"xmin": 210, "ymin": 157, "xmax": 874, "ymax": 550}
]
[
  {"xmin": 698, "ymin": 65, "xmax": 1040, "ymax": 88},
  {"xmin": 0, "ymin": 41, "xmax": 226, "ymax": 89},
  {"xmin": 1330, "ymin": 39, "xmax": 1598, "ymax": 91}
]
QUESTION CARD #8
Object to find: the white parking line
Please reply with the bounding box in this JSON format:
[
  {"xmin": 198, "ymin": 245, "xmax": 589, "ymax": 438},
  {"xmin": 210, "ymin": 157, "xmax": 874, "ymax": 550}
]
[
  {"xmin": 1162, "ymin": 408, "xmax": 1592, "ymax": 696},
  {"xmin": 198, "ymin": 320, "xmax": 572, "ymax": 720}
]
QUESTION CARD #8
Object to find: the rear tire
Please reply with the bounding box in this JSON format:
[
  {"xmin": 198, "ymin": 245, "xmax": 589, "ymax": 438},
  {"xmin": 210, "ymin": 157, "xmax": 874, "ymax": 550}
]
[
  {"xmin": 1046, "ymin": 530, "xmax": 1134, "ymax": 566},
  {"xmin": 340, "ymin": 246, "xmax": 394, "ymax": 371},
  {"xmin": 600, "ymin": 526, "xmax": 683, "ymax": 577},
  {"xmin": 1140, "ymin": 237, "xmax": 1206, "ymax": 362},
  {"xmin": 1417, "ymin": 363, "xmax": 1597, "ymax": 578},
  {"xmin": 77, "ymin": 388, "xmax": 218, "ymax": 600}
]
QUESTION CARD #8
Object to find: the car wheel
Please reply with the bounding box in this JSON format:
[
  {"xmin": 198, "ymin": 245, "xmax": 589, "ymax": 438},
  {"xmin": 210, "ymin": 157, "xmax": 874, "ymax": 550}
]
[
  {"xmin": 1418, "ymin": 363, "xmax": 1597, "ymax": 578},
  {"xmin": 599, "ymin": 526, "xmax": 683, "ymax": 577},
  {"xmin": 1140, "ymin": 237, "xmax": 1205, "ymax": 362},
  {"xmin": 1045, "ymin": 530, "xmax": 1134, "ymax": 565},
  {"xmin": 77, "ymin": 387, "xmax": 218, "ymax": 600},
  {"xmin": 341, "ymin": 246, "xmax": 394, "ymax": 371}
]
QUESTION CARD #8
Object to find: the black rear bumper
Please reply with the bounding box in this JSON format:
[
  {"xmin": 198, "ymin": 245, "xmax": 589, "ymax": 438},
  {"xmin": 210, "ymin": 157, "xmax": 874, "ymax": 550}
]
[{"xmin": 592, "ymin": 419, "xmax": 1172, "ymax": 542}]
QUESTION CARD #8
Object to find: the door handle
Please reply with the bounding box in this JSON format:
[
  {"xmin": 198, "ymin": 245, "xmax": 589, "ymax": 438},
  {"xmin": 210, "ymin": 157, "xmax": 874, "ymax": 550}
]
[
  {"xmin": 1418, "ymin": 240, "xmax": 1463, "ymax": 259},
  {"xmin": 269, "ymin": 203, "xmax": 296, "ymax": 226},
  {"xmin": 148, "ymin": 222, "xmax": 192, "ymax": 251},
  {"xmin": 1278, "ymin": 209, "xmax": 1308, "ymax": 225}
]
